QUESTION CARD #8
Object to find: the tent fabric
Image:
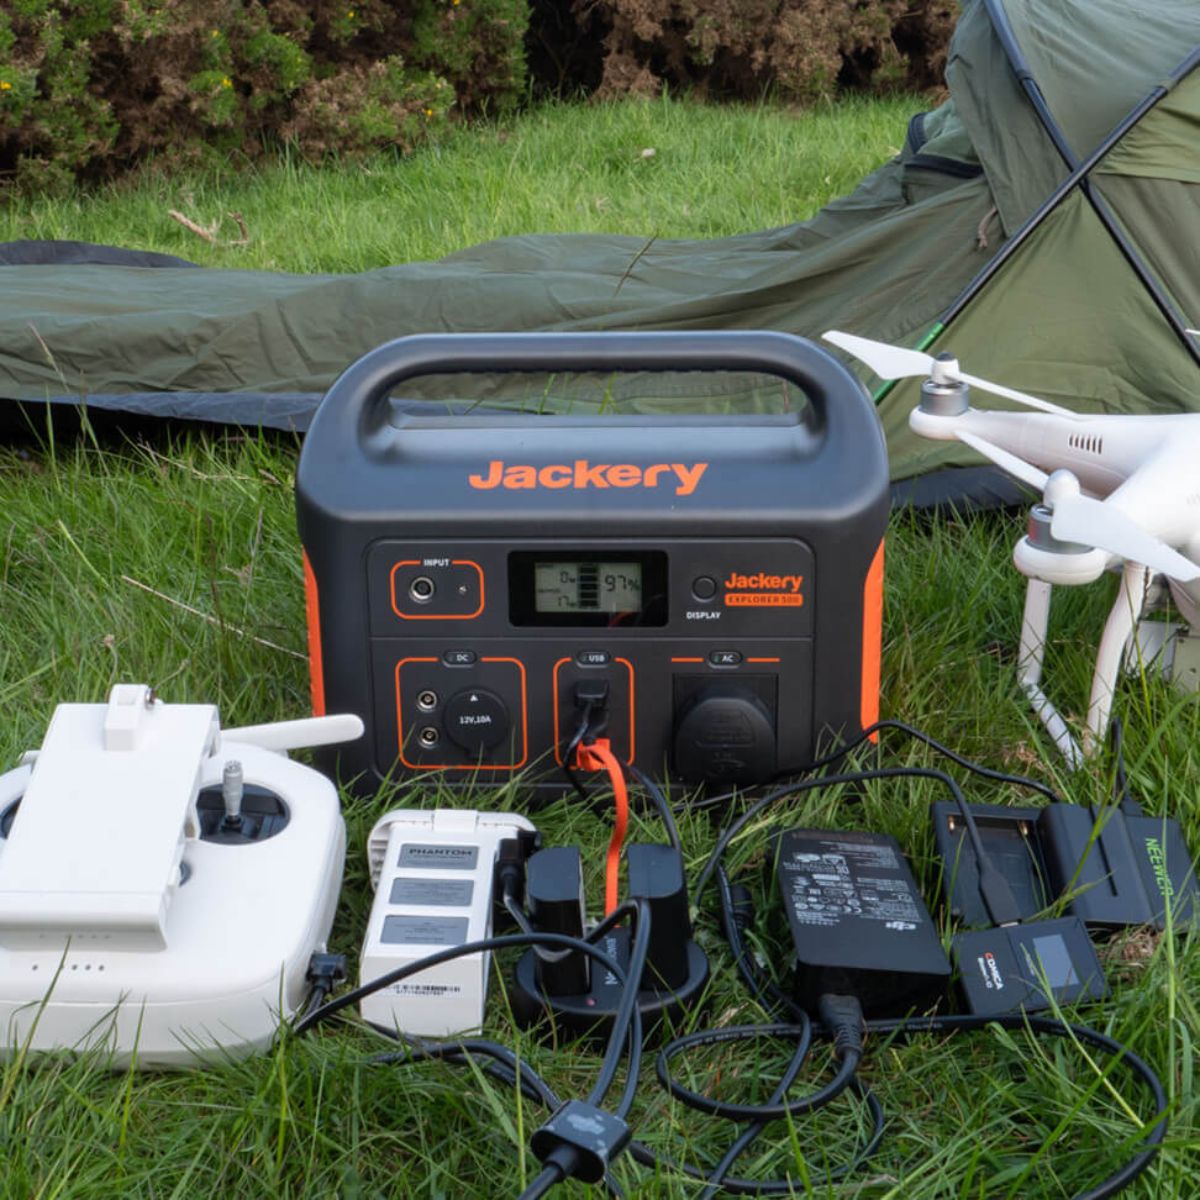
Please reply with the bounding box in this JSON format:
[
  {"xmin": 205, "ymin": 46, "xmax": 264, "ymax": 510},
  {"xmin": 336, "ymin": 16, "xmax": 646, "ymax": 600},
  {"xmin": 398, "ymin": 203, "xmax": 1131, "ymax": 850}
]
[
  {"xmin": 0, "ymin": 240, "xmax": 199, "ymax": 268},
  {"xmin": 0, "ymin": 0, "xmax": 1196, "ymax": 485}
]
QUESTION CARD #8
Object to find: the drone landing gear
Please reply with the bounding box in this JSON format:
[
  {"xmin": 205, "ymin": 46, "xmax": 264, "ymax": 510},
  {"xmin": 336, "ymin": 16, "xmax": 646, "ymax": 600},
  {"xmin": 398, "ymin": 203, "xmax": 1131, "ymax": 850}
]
[{"xmin": 1018, "ymin": 563, "xmax": 1155, "ymax": 768}]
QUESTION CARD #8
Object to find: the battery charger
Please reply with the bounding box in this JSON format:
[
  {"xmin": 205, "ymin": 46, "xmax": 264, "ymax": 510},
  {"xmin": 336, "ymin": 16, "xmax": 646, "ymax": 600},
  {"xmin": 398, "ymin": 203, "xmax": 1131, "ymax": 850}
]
[
  {"xmin": 511, "ymin": 842, "xmax": 709, "ymax": 1037},
  {"xmin": 932, "ymin": 799, "xmax": 1200, "ymax": 932}
]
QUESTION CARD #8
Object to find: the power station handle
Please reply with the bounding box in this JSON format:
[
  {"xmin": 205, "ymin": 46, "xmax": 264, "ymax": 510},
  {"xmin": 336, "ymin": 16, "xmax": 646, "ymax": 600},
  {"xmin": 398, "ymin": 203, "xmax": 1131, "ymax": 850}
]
[{"xmin": 308, "ymin": 330, "xmax": 877, "ymax": 453}]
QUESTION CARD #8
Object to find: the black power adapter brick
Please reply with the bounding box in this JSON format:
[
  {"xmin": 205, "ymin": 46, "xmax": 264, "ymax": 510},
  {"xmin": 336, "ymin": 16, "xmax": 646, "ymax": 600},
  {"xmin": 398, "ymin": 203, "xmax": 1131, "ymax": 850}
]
[{"xmin": 774, "ymin": 828, "xmax": 951, "ymax": 1018}]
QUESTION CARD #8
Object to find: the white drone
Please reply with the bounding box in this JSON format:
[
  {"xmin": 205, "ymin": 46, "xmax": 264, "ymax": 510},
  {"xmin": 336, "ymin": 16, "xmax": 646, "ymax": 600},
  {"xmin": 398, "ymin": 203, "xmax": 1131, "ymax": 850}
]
[{"xmin": 823, "ymin": 329, "xmax": 1200, "ymax": 769}]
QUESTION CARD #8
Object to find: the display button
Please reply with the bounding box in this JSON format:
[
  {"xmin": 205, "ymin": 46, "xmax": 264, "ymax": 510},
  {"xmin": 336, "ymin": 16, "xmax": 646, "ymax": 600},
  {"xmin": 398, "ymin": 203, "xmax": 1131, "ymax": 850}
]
[
  {"xmin": 443, "ymin": 649, "xmax": 478, "ymax": 666},
  {"xmin": 576, "ymin": 650, "xmax": 611, "ymax": 667},
  {"xmin": 443, "ymin": 688, "xmax": 511, "ymax": 755},
  {"xmin": 692, "ymin": 575, "xmax": 718, "ymax": 601},
  {"xmin": 709, "ymin": 650, "xmax": 743, "ymax": 667}
]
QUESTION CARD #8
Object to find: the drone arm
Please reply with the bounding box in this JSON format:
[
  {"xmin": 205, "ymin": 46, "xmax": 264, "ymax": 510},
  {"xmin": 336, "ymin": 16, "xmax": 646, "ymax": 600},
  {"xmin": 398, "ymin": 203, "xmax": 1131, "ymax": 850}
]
[
  {"xmin": 955, "ymin": 429, "xmax": 1049, "ymax": 492},
  {"xmin": 1086, "ymin": 437, "xmax": 1200, "ymax": 565}
]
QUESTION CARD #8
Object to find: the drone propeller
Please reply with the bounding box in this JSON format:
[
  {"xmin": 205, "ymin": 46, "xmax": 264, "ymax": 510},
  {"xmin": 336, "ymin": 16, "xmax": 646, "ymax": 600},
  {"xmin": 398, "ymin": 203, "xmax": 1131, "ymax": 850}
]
[{"xmin": 822, "ymin": 330, "xmax": 1078, "ymax": 417}]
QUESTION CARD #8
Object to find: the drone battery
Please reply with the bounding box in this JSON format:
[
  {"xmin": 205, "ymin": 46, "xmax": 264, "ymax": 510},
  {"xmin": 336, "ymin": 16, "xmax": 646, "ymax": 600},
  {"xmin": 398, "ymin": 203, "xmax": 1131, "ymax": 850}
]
[
  {"xmin": 774, "ymin": 828, "xmax": 951, "ymax": 1018},
  {"xmin": 359, "ymin": 808, "xmax": 537, "ymax": 1038},
  {"xmin": 953, "ymin": 917, "xmax": 1108, "ymax": 1016},
  {"xmin": 296, "ymin": 331, "xmax": 889, "ymax": 794},
  {"xmin": 932, "ymin": 801, "xmax": 1199, "ymax": 932}
]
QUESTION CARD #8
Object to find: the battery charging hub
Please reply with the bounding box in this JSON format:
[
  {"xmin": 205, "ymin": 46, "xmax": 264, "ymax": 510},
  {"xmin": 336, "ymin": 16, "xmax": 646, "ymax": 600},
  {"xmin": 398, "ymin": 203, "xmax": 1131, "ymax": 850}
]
[{"xmin": 511, "ymin": 841, "xmax": 709, "ymax": 1038}]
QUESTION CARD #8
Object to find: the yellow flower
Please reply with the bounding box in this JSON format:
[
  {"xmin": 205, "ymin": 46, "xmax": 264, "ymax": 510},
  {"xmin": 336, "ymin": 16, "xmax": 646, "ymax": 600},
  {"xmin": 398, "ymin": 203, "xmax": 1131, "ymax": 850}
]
[
  {"xmin": 221, "ymin": 77, "xmax": 233, "ymax": 88},
  {"xmin": 0, "ymin": 82, "xmax": 11, "ymax": 91},
  {"xmin": 452, "ymin": 0, "xmax": 461, "ymax": 6},
  {"xmin": 347, "ymin": 9, "xmax": 355, "ymax": 16},
  {"xmin": 210, "ymin": 29, "xmax": 219, "ymax": 37},
  {"xmin": 423, "ymin": 107, "xmax": 433, "ymax": 117}
]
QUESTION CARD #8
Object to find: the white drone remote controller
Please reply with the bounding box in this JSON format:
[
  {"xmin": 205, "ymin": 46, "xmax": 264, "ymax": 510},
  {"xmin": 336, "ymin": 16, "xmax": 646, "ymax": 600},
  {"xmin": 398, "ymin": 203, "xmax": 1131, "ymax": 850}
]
[{"xmin": 0, "ymin": 684, "xmax": 362, "ymax": 1068}]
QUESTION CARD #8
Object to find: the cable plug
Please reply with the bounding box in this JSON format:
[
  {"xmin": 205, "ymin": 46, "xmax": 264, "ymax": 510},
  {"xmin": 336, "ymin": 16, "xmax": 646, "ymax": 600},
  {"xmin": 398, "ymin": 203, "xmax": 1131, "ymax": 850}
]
[
  {"xmin": 976, "ymin": 859, "xmax": 1024, "ymax": 928},
  {"xmin": 530, "ymin": 1100, "xmax": 631, "ymax": 1184},
  {"xmin": 721, "ymin": 882, "xmax": 755, "ymax": 938},
  {"xmin": 573, "ymin": 680, "xmax": 610, "ymax": 744},
  {"xmin": 495, "ymin": 837, "xmax": 526, "ymax": 900},
  {"xmin": 817, "ymin": 993, "xmax": 865, "ymax": 1061},
  {"xmin": 574, "ymin": 736, "xmax": 614, "ymax": 773},
  {"xmin": 306, "ymin": 952, "xmax": 348, "ymax": 990}
]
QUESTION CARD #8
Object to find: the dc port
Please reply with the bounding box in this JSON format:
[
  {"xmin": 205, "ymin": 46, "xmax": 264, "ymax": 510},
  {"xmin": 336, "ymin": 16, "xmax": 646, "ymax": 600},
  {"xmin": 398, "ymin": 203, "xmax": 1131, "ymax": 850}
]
[
  {"xmin": 416, "ymin": 690, "xmax": 439, "ymax": 712},
  {"xmin": 409, "ymin": 576, "xmax": 436, "ymax": 604},
  {"xmin": 418, "ymin": 726, "xmax": 440, "ymax": 749}
]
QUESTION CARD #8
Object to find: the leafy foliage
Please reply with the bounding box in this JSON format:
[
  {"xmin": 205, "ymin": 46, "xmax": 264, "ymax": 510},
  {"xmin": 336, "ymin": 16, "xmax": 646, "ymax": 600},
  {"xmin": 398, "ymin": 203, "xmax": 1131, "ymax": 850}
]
[
  {"xmin": 553, "ymin": 0, "xmax": 956, "ymax": 100},
  {"xmin": 0, "ymin": 1, "xmax": 955, "ymax": 190},
  {"xmin": 0, "ymin": 0, "xmax": 528, "ymax": 190}
]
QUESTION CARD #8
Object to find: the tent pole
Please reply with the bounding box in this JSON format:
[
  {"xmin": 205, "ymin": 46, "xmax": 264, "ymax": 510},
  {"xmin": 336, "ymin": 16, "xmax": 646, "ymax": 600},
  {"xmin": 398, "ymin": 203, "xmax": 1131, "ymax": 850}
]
[
  {"xmin": 980, "ymin": 0, "xmax": 1200, "ymax": 367},
  {"xmin": 941, "ymin": 45, "xmax": 1200, "ymax": 327},
  {"xmin": 870, "ymin": 42, "xmax": 1198, "ymax": 408}
]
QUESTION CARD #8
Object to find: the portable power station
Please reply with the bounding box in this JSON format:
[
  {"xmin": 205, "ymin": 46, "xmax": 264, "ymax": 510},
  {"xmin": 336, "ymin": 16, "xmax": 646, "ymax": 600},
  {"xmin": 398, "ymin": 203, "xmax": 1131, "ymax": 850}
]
[{"xmin": 296, "ymin": 332, "xmax": 888, "ymax": 793}]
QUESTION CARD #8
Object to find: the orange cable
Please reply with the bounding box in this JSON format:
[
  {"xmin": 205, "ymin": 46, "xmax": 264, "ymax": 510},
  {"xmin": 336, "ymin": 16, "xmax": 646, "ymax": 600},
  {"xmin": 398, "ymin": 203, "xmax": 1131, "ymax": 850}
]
[{"xmin": 575, "ymin": 737, "xmax": 628, "ymax": 916}]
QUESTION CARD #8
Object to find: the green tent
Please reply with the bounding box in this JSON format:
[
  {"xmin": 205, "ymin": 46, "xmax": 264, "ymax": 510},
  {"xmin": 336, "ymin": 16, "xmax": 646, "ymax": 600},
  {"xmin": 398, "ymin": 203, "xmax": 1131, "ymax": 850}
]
[{"xmin": 1, "ymin": 0, "xmax": 1196, "ymax": 490}]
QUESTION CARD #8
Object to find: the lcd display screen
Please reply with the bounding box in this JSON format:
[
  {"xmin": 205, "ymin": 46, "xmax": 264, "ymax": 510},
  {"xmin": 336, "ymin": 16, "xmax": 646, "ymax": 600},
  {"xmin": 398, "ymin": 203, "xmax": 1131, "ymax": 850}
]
[
  {"xmin": 1030, "ymin": 934, "xmax": 1079, "ymax": 990},
  {"xmin": 534, "ymin": 561, "xmax": 643, "ymax": 614},
  {"xmin": 508, "ymin": 550, "xmax": 668, "ymax": 627}
]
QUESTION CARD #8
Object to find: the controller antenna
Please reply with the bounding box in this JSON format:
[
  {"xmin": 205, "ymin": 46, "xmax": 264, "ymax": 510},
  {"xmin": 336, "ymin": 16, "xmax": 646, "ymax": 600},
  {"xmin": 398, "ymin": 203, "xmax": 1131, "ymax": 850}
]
[{"xmin": 221, "ymin": 760, "xmax": 244, "ymax": 831}]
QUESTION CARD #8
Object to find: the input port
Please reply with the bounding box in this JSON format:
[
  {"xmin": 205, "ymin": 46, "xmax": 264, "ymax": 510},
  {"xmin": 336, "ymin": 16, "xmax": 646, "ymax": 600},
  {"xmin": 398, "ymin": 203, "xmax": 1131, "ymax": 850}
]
[
  {"xmin": 418, "ymin": 726, "xmax": 440, "ymax": 748},
  {"xmin": 416, "ymin": 690, "xmax": 439, "ymax": 712},
  {"xmin": 409, "ymin": 576, "xmax": 436, "ymax": 604}
]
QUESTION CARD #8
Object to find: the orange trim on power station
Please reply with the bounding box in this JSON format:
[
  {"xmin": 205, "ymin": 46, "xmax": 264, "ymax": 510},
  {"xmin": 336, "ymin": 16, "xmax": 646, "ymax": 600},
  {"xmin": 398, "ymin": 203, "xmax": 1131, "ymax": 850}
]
[
  {"xmin": 861, "ymin": 539, "xmax": 885, "ymax": 738},
  {"xmin": 616, "ymin": 657, "xmax": 635, "ymax": 764},
  {"xmin": 552, "ymin": 656, "xmax": 636, "ymax": 765},
  {"xmin": 302, "ymin": 550, "xmax": 326, "ymax": 717},
  {"xmin": 389, "ymin": 559, "xmax": 485, "ymax": 620},
  {"xmin": 395, "ymin": 655, "xmax": 528, "ymax": 770},
  {"xmin": 745, "ymin": 657, "xmax": 781, "ymax": 664},
  {"xmin": 670, "ymin": 657, "xmax": 704, "ymax": 663}
]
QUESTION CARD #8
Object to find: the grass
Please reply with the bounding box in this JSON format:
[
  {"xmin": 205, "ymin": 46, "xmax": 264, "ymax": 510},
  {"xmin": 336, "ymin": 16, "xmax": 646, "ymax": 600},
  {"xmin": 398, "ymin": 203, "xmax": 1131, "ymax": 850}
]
[
  {"xmin": 0, "ymin": 95, "xmax": 1198, "ymax": 1197},
  {"xmin": 1, "ymin": 94, "xmax": 914, "ymax": 269}
]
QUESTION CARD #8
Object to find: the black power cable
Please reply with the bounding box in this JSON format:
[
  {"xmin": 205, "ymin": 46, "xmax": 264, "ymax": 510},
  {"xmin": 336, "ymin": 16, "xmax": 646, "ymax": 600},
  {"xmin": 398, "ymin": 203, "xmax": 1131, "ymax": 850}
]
[
  {"xmin": 626, "ymin": 762, "xmax": 682, "ymax": 852},
  {"xmin": 296, "ymin": 901, "xmax": 654, "ymax": 1198},
  {"xmin": 559, "ymin": 695, "xmax": 682, "ymax": 853},
  {"xmin": 294, "ymin": 722, "xmax": 1166, "ymax": 1198},
  {"xmin": 693, "ymin": 754, "xmax": 1169, "ymax": 1200},
  {"xmin": 692, "ymin": 763, "xmax": 1024, "ymax": 928},
  {"xmin": 686, "ymin": 716, "xmax": 1066, "ymax": 814}
]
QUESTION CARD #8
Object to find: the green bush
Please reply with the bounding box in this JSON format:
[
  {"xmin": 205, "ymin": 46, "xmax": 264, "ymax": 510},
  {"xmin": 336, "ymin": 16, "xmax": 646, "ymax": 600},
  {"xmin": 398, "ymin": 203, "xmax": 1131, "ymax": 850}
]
[
  {"xmin": 0, "ymin": 1, "xmax": 953, "ymax": 191},
  {"xmin": 570, "ymin": 0, "xmax": 957, "ymax": 100},
  {"xmin": 0, "ymin": 0, "xmax": 528, "ymax": 190}
]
